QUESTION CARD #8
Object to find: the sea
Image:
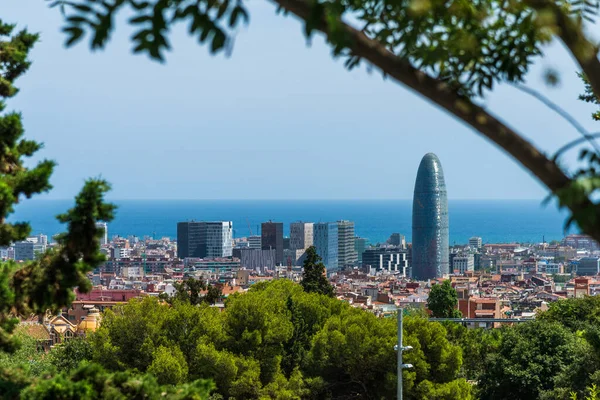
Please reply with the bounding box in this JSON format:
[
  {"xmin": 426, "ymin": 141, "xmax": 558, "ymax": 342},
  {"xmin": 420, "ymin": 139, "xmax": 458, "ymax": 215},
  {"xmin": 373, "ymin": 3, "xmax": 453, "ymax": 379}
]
[{"xmin": 7, "ymin": 199, "xmax": 576, "ymax": 245}]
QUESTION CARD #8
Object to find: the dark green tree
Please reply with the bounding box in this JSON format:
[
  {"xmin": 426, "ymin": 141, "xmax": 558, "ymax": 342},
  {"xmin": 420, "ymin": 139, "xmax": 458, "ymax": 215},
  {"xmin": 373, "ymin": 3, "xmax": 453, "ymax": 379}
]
[
  {"xmin": 168, "ymin": 278, "xmax": 222, "ymax": 306},
  {"xmin": 300, "ymin": 246, "xmax": 334, "ymax": 297},
  {"xmin": 19, "ymin": 362, "xmax": 212, "ymax": 400},
  {"xmin": 49, "ymin": 337, "xmax": 93, "ymax": 372},
  {"xmin": 427, "ymin": 280, "xmax": 462, "ymax": 318},
  {"xmin": 0, "ymin": 20, "xmax": 115, "ymax": 353},
  {"xmin": 478, "ymin": 320, "xmax": 598, "ymax": 400}
]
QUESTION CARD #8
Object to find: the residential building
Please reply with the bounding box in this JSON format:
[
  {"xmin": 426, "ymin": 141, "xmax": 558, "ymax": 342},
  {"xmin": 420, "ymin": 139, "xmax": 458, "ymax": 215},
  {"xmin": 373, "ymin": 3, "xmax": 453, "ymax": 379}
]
[
  {"xmin": 574, "ymin": 278, "xmax": 590, "ymax": 298},
  {"xmin": 412, "ymin": 153, "xmax": 449, "ymax": 279},
  {"xmin": 177, "ymin": 221, "xmax": 233, "ymax": 259},
  {"xmin": 261, "ymin": 221, "xmax": 284, "ymax": 265},
  {"xmin": 457, "ymin": 297, "xmax": 503, "ymax": 328},
  {"xmin": 314, "ymin": 222, "xmax": 339, "ymax": 272},
  {"xmin": 453, "ymin": 254, "xmax": 475, "ymax": 274},
  {"xmin": 469, "ymin": 236, "xmax": 482, "ymax": 249},
  {"xmin": 290, "ymin": 222, "xmax": 313, "ymax": 250},
  {"xmin": 338, "ymin": 220, "xmax": 358, "ymax": 268}
]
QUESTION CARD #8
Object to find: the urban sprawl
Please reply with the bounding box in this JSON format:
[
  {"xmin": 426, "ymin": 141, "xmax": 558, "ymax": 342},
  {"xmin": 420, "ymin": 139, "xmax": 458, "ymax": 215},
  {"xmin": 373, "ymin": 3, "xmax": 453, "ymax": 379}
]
[{"xmin": 10, "ymin": 154, "xmax": 600, "ymax": 346}]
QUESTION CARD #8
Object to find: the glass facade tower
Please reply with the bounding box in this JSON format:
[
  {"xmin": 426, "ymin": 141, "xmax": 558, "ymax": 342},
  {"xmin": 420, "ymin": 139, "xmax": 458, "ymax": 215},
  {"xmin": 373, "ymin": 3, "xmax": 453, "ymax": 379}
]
[
  {"xmin": 314, "ymin": 222, "xmax": 339, "ymax": 272},
  {"xmin": 412, "ymin": 153, "xmax": 449, "ymax": 279}
]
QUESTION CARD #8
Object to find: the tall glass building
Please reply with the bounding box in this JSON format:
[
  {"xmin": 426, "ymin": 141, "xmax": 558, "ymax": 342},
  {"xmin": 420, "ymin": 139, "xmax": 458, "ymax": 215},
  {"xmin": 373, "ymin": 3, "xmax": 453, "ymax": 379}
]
[
  {"xmin": 177, "ymin": 221, "xmax": 233, "ymax": 259},
  {"xmin": 314, "ymin": 222, "xmax": 339, "ymax": 272},
  {"xmin": 412, "ymin": 153, "xmax": 449, "ymax": 279}
]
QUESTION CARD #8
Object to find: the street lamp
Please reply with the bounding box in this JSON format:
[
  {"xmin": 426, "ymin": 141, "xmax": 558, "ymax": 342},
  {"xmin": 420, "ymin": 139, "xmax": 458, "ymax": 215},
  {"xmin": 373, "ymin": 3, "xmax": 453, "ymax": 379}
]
[{"xmin": 396, "ymin": 308, "xmax": 413, "ymax": 400}]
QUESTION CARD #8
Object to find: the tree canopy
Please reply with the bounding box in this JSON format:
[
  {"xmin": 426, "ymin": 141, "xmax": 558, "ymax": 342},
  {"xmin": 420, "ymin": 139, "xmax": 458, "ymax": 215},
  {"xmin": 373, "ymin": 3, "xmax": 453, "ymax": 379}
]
[
  {"xmin": 427, "ymin": 280, "xmax": 462, "ymax": 318},
  {"xmin": 79, "ymin": 279, "xmax": 471, "ymax": 399}
]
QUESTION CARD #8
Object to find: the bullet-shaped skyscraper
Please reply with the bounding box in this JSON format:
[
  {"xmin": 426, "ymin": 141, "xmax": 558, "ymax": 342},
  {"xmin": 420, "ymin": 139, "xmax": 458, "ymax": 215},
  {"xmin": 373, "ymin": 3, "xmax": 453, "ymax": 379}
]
[{"xmin": 412, "ymin": 153, "xmax": 449, "ymax": 280}]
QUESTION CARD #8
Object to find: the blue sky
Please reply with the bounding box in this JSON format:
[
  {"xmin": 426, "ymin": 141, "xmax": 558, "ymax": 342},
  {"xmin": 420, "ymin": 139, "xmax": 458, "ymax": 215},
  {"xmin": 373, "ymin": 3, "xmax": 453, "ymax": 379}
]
[{"xmin": 3, "ymin": 1, "xmax": 599, "ymax": 200}]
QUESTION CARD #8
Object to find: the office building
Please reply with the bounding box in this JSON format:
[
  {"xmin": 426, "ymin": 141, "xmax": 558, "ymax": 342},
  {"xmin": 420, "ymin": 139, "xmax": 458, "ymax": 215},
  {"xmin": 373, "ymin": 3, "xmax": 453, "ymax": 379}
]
[
  {"xmin": 261, "ymin": 222, "xmax": 284, "ymax": 265},
  {"xmin": 284, "ymin": 248, "xmax": 308, "ymax": 267},
  {"xmin": 233, "ymin": 248, "xmax": 276, "ymax": 272},
  {"xmin": 362, "ymin": 247, "xmax": 408, "ymax": 275},
  {"xmin": 412, "ymin": 153, "xmax": 449, "ymax": 280},
  {"xmin": 355, "ymin": 236, "xmax": 367, "ymax": 264},
  {"xmin": 96, "ymin": 222, "xmax": 108, "ymax": 245},
  {"xmin": 469, "ymin": 237, "xmax": 482, "ymax": 249},
  {"xmin": 248, "ymin": 235, "xmax": 262, "ymax": 249},
  {"xmin": 453, "ymin": 254, "xmax": 474, "ymax": 274},
  {"xmin": 314, "ymin": 222, "xmax": 339, "ymax": 272},
  {"xmin": 290, "ymin": 222, "xmax": 313, "ymax": 250},
  {"xmin": 388, "ymin": 233, "xmax": 406, "ymax": 249},
  {"xmin": 177, "ymin": 221, "xmax": 233, "ymax": 259},
  {"xmin": 14, "ymin": 240, "xmax": 45, "ymax": 261},
  {"xmin": 337, "ymin": 220, "xmax": 358, "ymax": 268},
  {"xmin": 577, "ymin": 257, "xmax": 600, "ymax": 276}
]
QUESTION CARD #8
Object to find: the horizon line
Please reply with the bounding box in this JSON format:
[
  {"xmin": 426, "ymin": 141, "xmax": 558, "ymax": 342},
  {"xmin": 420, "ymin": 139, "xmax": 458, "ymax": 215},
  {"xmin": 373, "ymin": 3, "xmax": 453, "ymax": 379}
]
[{"xmin": 28, "ymin": 198, "xmax": 549, "ymax": 202}]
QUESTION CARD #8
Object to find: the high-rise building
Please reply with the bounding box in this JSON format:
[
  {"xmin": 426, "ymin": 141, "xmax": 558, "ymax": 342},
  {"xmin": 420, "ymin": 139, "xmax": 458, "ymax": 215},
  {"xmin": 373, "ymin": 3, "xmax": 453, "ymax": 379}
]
[
  {"xmin": 337, "ymin": 220, "xmax": 357, "ymax": 268},
  {"xmin": 177, "ymin": 221, "xmax": 233, "ymax": 259},
  {"xmin": 290, "ymin": 222, "xmax": 314, "ymax": 250},
  {"xmin": 387, "ymin": 233, "xmax": 406, "ymax": 248},
  {"xmin": 96, "ymin": 222, "xmax": 108, "ymax": 245},
  {"xmin": 248, "ymin": 235, "xmax": 262, "ymax": 249},
  {"xmin": 261, "ymin": 221, "xmax": 284, "ymax": 265},
  {"xmin": 233, "ymin": 248, "xmax": 276, "ymax": 272},
  {"xmin": 355, "ymin": 236, "xmax": 367, "ymax": 264},
  {"xmin": 469, "ymin": 237, "xmax": 482, "ymax": 249},
  {"xmin": 314, "ymin": 222, "xmax": 338, "ymax": 272},
  {"xmin": 412, "ymin": 153, "xmax": 449, "ymax": 280}
]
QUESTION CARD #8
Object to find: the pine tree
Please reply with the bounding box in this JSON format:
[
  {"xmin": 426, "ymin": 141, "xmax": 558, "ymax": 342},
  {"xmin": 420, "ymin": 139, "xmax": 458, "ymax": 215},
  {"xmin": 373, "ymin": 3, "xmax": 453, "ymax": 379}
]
[
  {"xmin": 300, "ymin": 246, "xmax": 334, "ymax": 297},
  {"xmin": 0, "ymin": 20, "xmax": 115, "ymax": 352}
]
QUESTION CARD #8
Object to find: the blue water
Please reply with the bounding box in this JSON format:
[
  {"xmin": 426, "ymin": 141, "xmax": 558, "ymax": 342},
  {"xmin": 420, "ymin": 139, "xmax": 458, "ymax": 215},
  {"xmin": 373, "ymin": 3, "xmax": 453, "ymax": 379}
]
[{"xmin": 7, "ymin": 199, "xmax": 575, "ymax": 245}]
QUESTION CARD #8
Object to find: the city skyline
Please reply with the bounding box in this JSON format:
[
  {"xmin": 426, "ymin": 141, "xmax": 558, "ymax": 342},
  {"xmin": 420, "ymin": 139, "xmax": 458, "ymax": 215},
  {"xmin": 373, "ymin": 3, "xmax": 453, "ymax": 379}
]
[{"xmin": 3, "ymin": 2, "xmax": 596, "ymax": 201}]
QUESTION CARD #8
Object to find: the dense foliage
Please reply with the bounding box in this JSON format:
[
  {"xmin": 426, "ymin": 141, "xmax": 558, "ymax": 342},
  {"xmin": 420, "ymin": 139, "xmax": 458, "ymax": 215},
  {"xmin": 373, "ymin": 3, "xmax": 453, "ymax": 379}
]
[
  {"xmin": 160, "ymin": 277, "xmax": 222, "ymax": 305},
  {"xmin": 300, "ymin": 246, "xmax": 334, "ymax": 297},
  {"xmin": 76, "ymin": 280, "xmax": 470, "ymax": 399},
  {"xmin": 440, "ymin": 296, "xmax": 600, "ymax": 400},
  {"xmin": 427, "ymin": 280, "xmax": 462, "ymax": 318}
]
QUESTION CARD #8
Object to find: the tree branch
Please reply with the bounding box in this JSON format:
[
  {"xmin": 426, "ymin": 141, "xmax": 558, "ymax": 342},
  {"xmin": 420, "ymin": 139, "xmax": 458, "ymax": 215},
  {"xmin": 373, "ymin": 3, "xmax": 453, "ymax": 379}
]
[
  {"xmin": 268, "ymin": 0, "xmax": 600, "ymax": 240},
  {"xmin": 510, "ymin": 83, "xmax": 600, "ymax": 157},
  {"xmin": 526, "ymin": 0, "xmax": 600, "ymax": 100}
]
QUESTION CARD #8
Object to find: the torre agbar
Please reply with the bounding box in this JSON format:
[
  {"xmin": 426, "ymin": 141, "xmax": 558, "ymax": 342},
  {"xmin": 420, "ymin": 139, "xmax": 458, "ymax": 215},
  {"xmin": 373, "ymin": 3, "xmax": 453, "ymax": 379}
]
[{"xmin": 411, "ymin": 153, "xmax": 449, "ymax": 280}]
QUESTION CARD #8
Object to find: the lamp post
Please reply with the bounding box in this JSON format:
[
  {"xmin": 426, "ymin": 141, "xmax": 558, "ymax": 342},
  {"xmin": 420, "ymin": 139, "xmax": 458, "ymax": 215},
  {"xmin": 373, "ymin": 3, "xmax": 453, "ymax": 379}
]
[{"xmin": 396, "ymin": 308, "xmax": 413, "ymax": 400}]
